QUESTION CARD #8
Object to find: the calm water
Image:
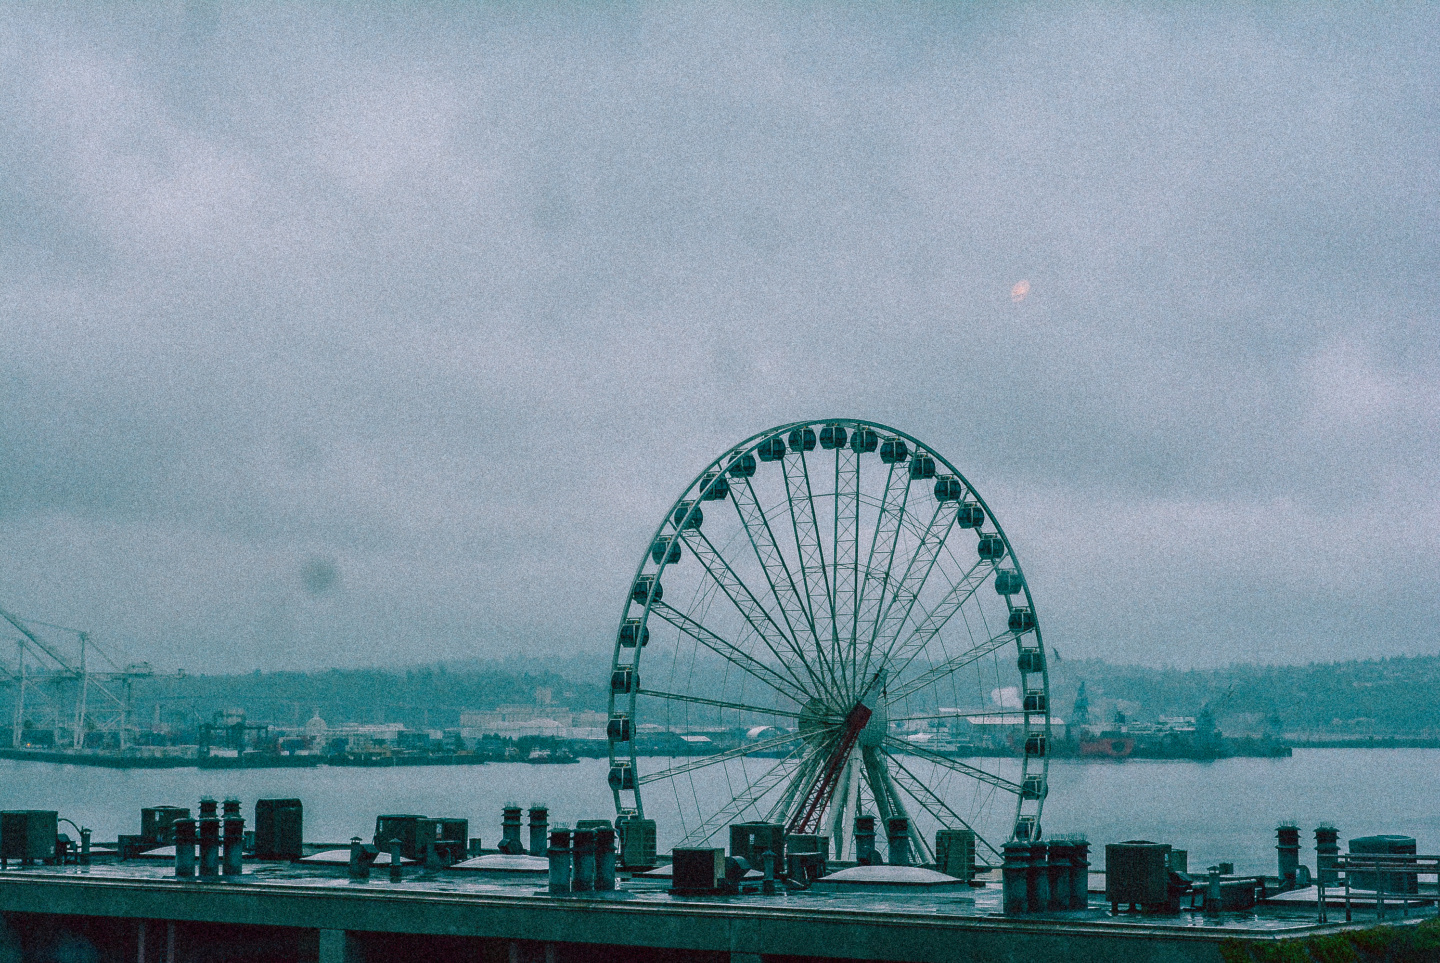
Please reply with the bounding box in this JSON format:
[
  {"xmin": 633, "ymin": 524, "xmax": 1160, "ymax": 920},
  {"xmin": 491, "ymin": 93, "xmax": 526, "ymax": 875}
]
[{"xmin": 4, "ymin": 749, "xmax": 1434, "ymax": 874}]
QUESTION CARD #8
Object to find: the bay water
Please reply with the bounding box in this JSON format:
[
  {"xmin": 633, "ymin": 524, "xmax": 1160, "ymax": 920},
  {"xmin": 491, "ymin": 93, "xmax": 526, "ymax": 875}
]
[{"xmin": 3, "ymin": 749, "xmax": 1434, "ymax": 874}]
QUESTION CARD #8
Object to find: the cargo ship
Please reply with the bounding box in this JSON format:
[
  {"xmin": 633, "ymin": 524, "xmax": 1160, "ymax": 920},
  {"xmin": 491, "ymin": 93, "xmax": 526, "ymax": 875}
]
[{"xmin": 1063, "ymin": 699, "xmax": 1290, "ymax": 760}]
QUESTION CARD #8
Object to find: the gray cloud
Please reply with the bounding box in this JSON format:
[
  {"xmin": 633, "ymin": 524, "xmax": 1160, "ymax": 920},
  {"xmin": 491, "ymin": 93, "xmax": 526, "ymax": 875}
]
[{"xmin": 1, "ymin": 4, "xmax": 1436, "ymax": 671}]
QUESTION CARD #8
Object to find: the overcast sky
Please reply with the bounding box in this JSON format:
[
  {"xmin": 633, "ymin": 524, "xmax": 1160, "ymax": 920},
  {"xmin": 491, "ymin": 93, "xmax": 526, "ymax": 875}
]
[{"xmin": 2, "ymin": 4, "xmax": 1436, "ymax": 674}]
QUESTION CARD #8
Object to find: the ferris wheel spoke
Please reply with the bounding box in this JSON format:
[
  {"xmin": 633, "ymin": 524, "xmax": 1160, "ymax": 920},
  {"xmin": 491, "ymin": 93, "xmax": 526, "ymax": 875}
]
[
  {"xmin": 859, "ymin": 499, "xmax": 959, "ymax": 686},
  {"xmin": 883, "ymin": 626, "xmax": 1017, "ymax": 705},
  {"xmin": 683, "ymin": 529, "xmax": 798, "ymax": 650},
  {"xmin": 648, "ymin": 602, "xmax": 812, "ymax": 704},
  {"xmin": 776, "ymin": 729, "xmax": 852, "ymax": 830},
  {"xmin": 831, "ymin": 444, "xmax": 860, "ymax": 701},
  {"xmin": 637, "ymin": 687, "xmax": 805, "ymax": 719},
  {"xmin": 885, "ymin": 753, "xmax": 1004, "ymax": 862},
  {"xmin": 859, "ymin": 488, "xmax": 935, "ymax": 654},
  {"xmin": 677, "ymin": 531, "xmax": 826, "ymax": 694},
  {"xmin": 768, "ymin": 747, "xmax": 827, "ymax": 824},
  {"xmin": 783, "ymin": 450, "xmax": 840, "ymax": 691},
  {"xmin": 731, "ymin": 476, "xmax": 835, "ymax": 694},
  {"xmin": 637, "ymin": 727, "xmax": 822, "ymax": 787},
  {"xmin": 676, "ymin": 747, "xmax": 808, "ymax": 848},
  {"xmin": 885, "ymin": 559, "xmax": 993, "ymax": 682},
  {"xmin": 884, "ymin": 736, "xmax": 1023, "ymax": 796},
  {"xmin": 850, "ymin": 464, "xmax": 914, "ymax": 699}
]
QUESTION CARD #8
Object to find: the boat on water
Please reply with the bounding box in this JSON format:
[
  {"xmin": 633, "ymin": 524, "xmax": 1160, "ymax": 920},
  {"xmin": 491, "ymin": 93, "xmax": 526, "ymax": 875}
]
[
  {"xmin": 1079, "ymin": 734, "xmax": 1136, "ymax": 758},
  {"xmin": 1065, "ymin": 710, "xmax": 1290, "ymax": 760}
]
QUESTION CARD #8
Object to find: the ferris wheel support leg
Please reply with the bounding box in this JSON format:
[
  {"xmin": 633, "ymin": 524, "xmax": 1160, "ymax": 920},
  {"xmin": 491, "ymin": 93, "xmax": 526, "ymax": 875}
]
[
  {"xmin": 861, "ymin": 747, "xmax": 895, "ymax": 826},
  {"xmin": 847, "ymin": 750, "xmax": 864, "ymax": 848},
  {"xmin": 827, "ymin": 749, "xmax": 862, "ymax": 861},
  {"xmin": 874, "ymin": 754, "xmax": 932, "ymax": 865},
  {"xmin": 826, "ymin": 753, "xmax": 851, "ymax": 860}
]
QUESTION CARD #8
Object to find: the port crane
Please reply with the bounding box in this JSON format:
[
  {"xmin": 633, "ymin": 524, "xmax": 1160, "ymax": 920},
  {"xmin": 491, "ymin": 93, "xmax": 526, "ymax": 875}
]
[{"xmin": 0, "ymin": 603, "xmax": 157, "ymax": 750}]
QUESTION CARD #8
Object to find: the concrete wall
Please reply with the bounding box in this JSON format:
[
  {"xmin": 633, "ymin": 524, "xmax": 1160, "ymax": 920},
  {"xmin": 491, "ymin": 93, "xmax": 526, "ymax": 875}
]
[{"xmin": 0, "ymin": 873, "xmax": 1319, "ymax": 963}]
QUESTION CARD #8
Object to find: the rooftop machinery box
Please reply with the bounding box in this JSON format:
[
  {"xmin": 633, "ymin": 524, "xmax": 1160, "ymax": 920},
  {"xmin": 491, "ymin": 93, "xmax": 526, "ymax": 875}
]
[
  {"xmin": 1, "ymin": 810, "xmax": 58, "ymax": 862},
  {"xmin": 141, "ymin": 806, "xmax": 190, "ymax": 844},
  {"xmin": 255, "ymin": 799, "xmax": 303, "ymax": 860}
]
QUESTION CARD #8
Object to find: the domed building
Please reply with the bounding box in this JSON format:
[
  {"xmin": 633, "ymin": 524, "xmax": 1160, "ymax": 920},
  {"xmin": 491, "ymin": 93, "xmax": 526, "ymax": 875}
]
[{"xmin": 304, "ymin": 710, "xmax": 328, "ymax": 747}]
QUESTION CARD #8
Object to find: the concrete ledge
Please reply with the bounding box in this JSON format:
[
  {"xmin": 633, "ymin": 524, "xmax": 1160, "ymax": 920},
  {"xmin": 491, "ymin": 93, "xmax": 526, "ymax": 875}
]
[{"xmin": 0, "ymin": 871, "xmax": 1348, "ymax": 963}]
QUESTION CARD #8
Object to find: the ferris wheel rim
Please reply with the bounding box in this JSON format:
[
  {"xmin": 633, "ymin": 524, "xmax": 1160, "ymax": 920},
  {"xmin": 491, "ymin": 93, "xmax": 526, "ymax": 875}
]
[{"xmin": 607, "ymin": 419, "xmax": 1050, "ymax": 854}]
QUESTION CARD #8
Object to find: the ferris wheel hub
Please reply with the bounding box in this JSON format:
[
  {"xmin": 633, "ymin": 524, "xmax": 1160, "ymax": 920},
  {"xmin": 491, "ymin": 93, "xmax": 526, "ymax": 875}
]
[{"xmin": 859, "ymin": 701, "xmax": 888, "ymax": 748}]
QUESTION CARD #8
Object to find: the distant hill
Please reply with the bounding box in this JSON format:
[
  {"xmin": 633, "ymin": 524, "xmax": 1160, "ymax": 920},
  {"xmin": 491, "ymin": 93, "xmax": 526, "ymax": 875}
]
[
  {"xmin": 1049, "ymin": 655, "xmax": 1440, "ymax": 736},
  {"xmin": 132, "ymin": 658, "xmax": 609, "ymax": 732},
  {"xmin": 128, "ymin": 652, "xmax": 1440, "ymax": 737}
]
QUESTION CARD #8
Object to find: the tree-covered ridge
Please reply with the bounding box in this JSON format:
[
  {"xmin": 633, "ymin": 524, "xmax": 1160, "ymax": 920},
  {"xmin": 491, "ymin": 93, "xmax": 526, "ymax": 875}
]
[
  {"xmin": 131, "ymin": 658, "xmax": 608, "ymax": 732},
  {"xmin": 1050, "ymin": 655, "xmax": 1440, "ymax": 735},
  {"xmin": 126, "ymin": 652, "xmax": 1440, "ymax": 735}
]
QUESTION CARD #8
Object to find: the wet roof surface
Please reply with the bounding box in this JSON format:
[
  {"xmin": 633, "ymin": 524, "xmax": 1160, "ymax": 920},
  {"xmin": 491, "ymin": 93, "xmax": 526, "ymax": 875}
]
[{"xmin": 0, "ymin": 861, "xmax": 1369, "ymax": 934}]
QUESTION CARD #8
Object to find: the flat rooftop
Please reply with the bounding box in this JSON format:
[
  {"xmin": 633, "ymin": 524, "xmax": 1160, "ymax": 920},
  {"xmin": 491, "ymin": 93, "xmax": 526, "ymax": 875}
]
[
  {"xmin": 0, "ymin": 857, "xmax": 1412, "ymax": 934},
  {"xmin": 3, "ymin": 849, "xmax": 1437, "ymax": 963}
]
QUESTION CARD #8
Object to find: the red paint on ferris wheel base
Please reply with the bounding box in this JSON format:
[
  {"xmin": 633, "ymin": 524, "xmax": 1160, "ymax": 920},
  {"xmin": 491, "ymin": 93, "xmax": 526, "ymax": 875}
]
[{"xmin": 788, "ymin": 701, "xmax": 873, "ymax": 837}]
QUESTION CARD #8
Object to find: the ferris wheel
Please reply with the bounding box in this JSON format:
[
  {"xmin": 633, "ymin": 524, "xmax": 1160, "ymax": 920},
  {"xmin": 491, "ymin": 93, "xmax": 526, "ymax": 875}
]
[{"xmin": 606, "ymin": 420, "xmax": 1049, "ymax": 867}]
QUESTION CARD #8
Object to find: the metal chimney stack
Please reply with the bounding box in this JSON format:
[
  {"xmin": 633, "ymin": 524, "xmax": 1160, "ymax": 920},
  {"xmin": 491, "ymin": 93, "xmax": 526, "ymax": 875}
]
[
  {"xmin": 528, "ymin": 806, "xmax": 549, "ymax": 857},
  {"xmin": 853, "ymin": 815, "xmax": 877, "ymax": 864},
  {"xmin": 1276, "ymin": 824, "xmax": 1300, "ymax": 889},
  {"xmin": 501, "ymin": 806, "xmax": 525, "ymax": 854},
  {"xmin": 198, "ymin": 799, "xmax": 220, "ymax": 877},
  {"xmin": 1315, "ymin": 825, "xmax": 1340, "ymax": 886},
  {"xmin": 548, "ymin": 828, "xmax": 573, "ymax": 894},
  {"xmin": 221, "ymin": 799, "xmax": 244, "ymax": 876},
  {"xmin": 886, "ymin": 817, "xmax": 911, "ymax": 866},
  {"xmin": 174, "ymin": 819, "xmax": 196, "ymax": 878}
]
